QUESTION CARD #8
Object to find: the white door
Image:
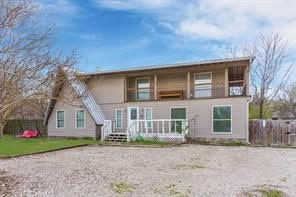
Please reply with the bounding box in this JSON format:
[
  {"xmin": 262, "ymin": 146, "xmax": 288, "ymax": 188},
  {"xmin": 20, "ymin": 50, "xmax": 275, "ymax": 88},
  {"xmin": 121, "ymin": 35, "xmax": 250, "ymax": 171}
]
[{"xmin": 127, "ymin": 107, "xmax": 139, "ymax": 127}]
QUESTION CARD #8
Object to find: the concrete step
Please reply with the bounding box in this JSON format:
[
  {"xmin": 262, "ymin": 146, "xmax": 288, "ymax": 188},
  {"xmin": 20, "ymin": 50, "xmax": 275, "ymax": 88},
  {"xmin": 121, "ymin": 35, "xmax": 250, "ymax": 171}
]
[
  {"xmin": 108, "ymin": 133, "xmax": 127, "ymax": 137},
  {"xmin": 105, "ymin": 133, "xmax": 127, "ymax": 142},
  {"xmin": 105, "ymin": 139, "xmax": 127, "ymax": 142}
]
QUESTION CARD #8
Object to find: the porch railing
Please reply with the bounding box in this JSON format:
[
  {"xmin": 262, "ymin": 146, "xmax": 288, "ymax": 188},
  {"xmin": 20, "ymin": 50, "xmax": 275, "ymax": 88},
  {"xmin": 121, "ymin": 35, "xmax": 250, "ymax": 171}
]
[
  {"xmin": 127, "ymin": 87, "xmax": 154, "ymax": 102},
  {"xmin": 126, "ymin": 84, "xmax": 247, "ymax": 102},
  {"xmin": 126, "ymin": 119, "xmax": 188, "ymax": 142},
  {"xmin": 101, "ymin": 120, "xmax": 112, "ymax": 141}
]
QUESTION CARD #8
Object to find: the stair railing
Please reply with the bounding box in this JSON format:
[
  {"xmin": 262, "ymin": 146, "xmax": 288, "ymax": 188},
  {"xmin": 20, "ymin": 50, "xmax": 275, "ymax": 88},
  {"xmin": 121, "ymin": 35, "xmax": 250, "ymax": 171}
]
[{"xmin": 101, "ymin": 120, "xmax": 112, "ymax": 142}]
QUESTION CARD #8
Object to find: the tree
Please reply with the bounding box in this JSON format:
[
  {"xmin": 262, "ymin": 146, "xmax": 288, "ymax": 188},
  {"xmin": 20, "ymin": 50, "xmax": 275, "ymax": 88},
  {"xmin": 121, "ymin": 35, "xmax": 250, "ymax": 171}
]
[
  {"xmin": 274, "ymin": 83, "xmax": 296, "ymax": 119},
  {"xmin": 0, "ymin": 0, "xmax": 76, "ymax": 138},
  {"xmin": 243, "ymin": 33, "xmax": 294, "ymax": 119}
]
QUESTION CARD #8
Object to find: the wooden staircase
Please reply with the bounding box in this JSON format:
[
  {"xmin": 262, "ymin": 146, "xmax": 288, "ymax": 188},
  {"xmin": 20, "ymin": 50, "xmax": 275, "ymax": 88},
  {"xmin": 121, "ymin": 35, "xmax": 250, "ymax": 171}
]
[{"xmin": 105, "ymin": 133, "xmax": 127, "ymax": 142}]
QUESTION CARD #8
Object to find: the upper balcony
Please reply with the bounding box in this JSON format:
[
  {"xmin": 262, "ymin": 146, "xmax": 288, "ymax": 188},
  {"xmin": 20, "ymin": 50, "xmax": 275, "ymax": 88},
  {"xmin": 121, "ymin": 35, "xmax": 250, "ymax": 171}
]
[{"xmin": 124, "ymin": 65, "xmax": 249, "ymax": 102}]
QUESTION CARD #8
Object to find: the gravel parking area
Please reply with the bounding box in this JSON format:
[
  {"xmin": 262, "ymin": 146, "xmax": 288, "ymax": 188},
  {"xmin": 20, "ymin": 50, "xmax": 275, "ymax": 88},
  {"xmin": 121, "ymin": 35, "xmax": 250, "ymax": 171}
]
[{"xmin": 0, "ymin": 144, "xmax": 296, "ymax": 197}]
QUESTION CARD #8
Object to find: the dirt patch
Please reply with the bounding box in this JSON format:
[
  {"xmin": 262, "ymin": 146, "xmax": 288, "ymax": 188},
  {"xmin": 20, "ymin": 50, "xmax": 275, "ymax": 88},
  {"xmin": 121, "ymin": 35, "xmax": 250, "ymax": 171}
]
[
  {"xmin": 0, "ymin": 171, "xmax": 20, "ymax": 196},
  {"xmin": 0, "ymin": 145, "xmax": 295, "ymax": 196},
  {"xmin": 151, "ymin": 183, "xmax": 192, "ymax": 197}
]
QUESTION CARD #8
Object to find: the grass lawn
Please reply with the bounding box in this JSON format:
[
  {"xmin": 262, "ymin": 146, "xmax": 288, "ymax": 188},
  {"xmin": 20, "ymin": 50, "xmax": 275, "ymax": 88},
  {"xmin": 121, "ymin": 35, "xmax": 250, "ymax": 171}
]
[{"xmin": 0, "ymin": 135, "xmax": 99, "ymax": 157}]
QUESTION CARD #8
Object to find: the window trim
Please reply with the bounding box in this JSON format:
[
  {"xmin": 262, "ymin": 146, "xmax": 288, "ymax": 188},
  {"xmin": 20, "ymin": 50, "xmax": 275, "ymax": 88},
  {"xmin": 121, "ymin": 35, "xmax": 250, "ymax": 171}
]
[
  {"xmin": 194, "ymin": 72, "xmax": 212, "ymax": 98},
  {"xmin": 115, "ymin": 109, "xmax": 124, "ymax": 129},
  {"xmin": 212, "ymin": 105, "xmax": 232, "ymax": 134},
  {"xmin": 56, "ymin": 110, "xmax": 65, "ymax": 129},
  {"xmin": 75, "ymin": 109, "xmax": 85, "ymax": 129},
  {"xmin": 135, "ymin": 77, "xmax": 151, "ymax": 100},
  {"xmin": 170, "ymin": 106, "xmax": 187, "ymax": 120},
  {"xmin": 144, "ymin": 108, "xmax": 153, "ymax": 128},
  {"xmin": 170, "ymin": 106, "xmax": 187, "ymax": 133},
  {"xmin": 194, "ymin": 72, "xmax": 212, "ymax": 84}
]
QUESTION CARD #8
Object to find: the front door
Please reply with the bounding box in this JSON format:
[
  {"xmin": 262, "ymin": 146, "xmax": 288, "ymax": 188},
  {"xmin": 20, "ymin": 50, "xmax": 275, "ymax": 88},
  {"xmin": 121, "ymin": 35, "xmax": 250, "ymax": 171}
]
[
  {"xmin": 127, "ymin": 107, "xmax": 139, "ymax": 127},
  {"xmin": 171, "ymin": 107, "xmax": 186, "ymax": 133}
]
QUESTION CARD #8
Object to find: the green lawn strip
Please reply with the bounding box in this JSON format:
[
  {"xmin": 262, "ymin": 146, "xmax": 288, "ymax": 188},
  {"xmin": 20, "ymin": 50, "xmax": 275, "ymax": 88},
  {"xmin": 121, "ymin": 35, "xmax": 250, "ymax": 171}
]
[{"xmin": 0, "ymin": 135, "xmax": 98, "ymax": 157}]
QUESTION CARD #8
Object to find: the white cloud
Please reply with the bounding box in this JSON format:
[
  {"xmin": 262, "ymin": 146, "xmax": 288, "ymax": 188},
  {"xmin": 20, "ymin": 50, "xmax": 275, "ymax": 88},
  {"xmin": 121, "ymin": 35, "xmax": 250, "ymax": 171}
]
[
  {"xmin": 36, "ymin": 0, "xmax": 82, "ymax": 27},
  {"xmin": 37, "ymin": 0, "xmax": 80, "ymax": 15},
  {"xmin": 93, "ymin": 0, "xmax": 296, "ymax": 50},
  {"xmin": 94, "ymin": 0, "xmax": 173, "ymax": 11}
]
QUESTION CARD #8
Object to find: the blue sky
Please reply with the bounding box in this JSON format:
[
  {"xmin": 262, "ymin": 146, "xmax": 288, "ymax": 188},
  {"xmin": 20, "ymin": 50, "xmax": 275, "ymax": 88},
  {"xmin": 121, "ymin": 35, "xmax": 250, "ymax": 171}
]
[{"xmin": 38, "ymin": 0, "xmax": 296, "ymax": 72}]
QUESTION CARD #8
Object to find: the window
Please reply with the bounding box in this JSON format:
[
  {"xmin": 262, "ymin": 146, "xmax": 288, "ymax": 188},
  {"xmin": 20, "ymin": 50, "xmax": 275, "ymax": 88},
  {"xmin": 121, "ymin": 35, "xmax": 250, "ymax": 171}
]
[
  {"xmin": 136, "ymin": 78, "xmax": 150, "ymax": 100},
  {"xmin": 171, "ymin": 107, "xmax": 186, "ymax": 133},
  {"xmin": 194, "ymin": 73, "xmax": 212, "ymax": 97},
  {"xmin": 56, "ymin": 111, "xmax": 65, "ymax": 128},
  {"xmin": 144, "ymin": 108, "xmax": 152, "ymax": 128},
  {"xmin": 76, "ymin": 110, "xmax": 85, "ymax": 129},
  {"xmin": 116, "ymin": 109, "xmax": 123, "ymax": 128},
  {"xmin": 228, "ymin": 66, "xmax": 245, "ymax": 96},
  {"xmin": 213, "ymin": 106, "xmax": 231, "ymax": 133}
]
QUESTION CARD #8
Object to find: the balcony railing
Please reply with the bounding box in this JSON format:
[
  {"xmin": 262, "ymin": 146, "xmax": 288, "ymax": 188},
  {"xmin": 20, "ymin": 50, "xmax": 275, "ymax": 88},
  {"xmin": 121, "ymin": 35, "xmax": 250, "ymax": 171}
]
[
  {"xmin": 127, "ymin": 87, "xmax": 155, "ymax": 102},
  {"xmin": 126, "ymin": 85, "xmax": 246, "ymax": 102},
  {"xmin": 191, "ymin": 85, "xmax": 225, "ymax": 99}
]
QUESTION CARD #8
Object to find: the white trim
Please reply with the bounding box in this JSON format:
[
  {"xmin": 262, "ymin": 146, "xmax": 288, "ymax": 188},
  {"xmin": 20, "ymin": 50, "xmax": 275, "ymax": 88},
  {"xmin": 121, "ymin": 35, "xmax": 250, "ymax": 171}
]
[
  {"xmin": 75, "ymin": 109, "xmax": 85, "ymax": 129},
  {"xmin": 144, "ymin": 108, "xmax": 153, "ymax": 128},
  {"xmin": 115, "ymin": 108, "xmax": 124, "ymax": 129},
  {"xmin": 135, "ymin": 77, "xmax": 151, "ymax": 100},
  {"xmin": 170, "ymin": 107, "xmax": 187, "ymax": 133},
  {"xmin": 56, "ymin": 110, "xmax": 65, "ymax": 129},
  {"xmin": 212, "ymin": 105, "xmax": 232, "ymax": 134},
  {"xmin": 127, "ymin": 106, "xmax": 139, "ymax": 127},
  {"xmin": 194, "ymin": 72, "xmax": 212, "ymax": 84},
  {"xmin": 170, "ymin": 106, "xmax": 187, "ymax": 119},
  {"xmin": 194, "ymin": 72, "xmax": 212, "ymax": 98}
]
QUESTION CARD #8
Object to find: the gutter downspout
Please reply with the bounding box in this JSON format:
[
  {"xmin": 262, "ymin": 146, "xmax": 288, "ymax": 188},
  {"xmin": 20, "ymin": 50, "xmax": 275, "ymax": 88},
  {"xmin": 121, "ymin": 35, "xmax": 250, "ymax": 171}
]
[
  {"xmin": 246, "ymin": 56, "xmax": 255, "ymax": 144},
  {"xmin": 246, "ymin": 94, "xmax": 253, "ymax": 144}
]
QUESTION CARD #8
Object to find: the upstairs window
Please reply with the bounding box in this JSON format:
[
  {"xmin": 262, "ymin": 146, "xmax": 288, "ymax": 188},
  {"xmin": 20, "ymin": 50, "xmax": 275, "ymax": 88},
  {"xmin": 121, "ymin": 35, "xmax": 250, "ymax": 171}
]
[
  {"xmin": 194, "ymin": 72, "xmax": 212, "ymax": 98},
  {"xmin": 228, "ymin": 66, "xmax": 245, "ymax": 96},
  {"xmin": 136, "ymin": 78, "xmax": 150, "ymax": 100},
  {"xmin": 56, "ymin": 111, "xmax": 65, "ymax": 128},
  {"xmin": 76, "ymin": 110, "xmax": 85, "ymax": 129}
]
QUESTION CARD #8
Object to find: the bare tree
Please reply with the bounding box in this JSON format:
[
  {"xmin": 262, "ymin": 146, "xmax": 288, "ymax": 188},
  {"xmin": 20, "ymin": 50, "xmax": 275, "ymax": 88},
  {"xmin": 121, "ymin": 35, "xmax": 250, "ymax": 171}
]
[
  {"xmin": 275, "ymin": 83, "xmax": 296, "ymax": 119},
  {"xmin": 243, "ymin": 33, "xmax": 295, "ymax": 119},
  {"xmin": 0, "ymin": 0, "xmax": 76, "ymax": 137}
]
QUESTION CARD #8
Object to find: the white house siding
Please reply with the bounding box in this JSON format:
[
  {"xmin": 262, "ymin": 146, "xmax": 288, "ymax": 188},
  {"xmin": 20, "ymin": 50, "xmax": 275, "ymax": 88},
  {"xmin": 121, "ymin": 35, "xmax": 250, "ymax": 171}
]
[
  {"xmin": 47, "ymin": 81, "xmax": 96, "ymax": 138},
  {"xmin": 99, "ymin": 97, "xmax": 249, "ymax": 141}
]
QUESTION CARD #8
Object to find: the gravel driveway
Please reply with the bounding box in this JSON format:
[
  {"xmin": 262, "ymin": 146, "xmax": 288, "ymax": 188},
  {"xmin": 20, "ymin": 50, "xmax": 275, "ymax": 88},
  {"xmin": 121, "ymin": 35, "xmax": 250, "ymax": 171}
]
[{"xmin": 0, "ymin": 144, "xmax": 296, "ymax": 197}]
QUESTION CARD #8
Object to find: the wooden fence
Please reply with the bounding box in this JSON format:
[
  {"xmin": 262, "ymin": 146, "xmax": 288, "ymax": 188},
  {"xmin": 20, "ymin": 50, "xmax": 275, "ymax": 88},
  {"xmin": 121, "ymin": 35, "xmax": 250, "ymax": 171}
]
[
  {"xmin": 4, "ymin": 119, "xmax": 47, "ymax": 136},
  {"xmin": 249, "ymin": 120, "xmax": 296, "ymax": 146}
]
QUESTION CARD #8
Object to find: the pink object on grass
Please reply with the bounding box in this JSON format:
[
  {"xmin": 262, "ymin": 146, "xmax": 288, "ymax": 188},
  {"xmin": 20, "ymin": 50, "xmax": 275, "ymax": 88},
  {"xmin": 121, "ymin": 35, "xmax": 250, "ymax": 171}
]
[{"xmin": 17, "ymin": 130, "xmax": 40, "ymax": 138}]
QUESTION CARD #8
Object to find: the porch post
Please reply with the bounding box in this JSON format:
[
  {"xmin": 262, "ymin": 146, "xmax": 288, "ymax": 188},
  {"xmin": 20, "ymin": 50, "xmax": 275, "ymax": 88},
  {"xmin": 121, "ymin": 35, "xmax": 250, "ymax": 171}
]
[
  {"xmin": 124, "ymin": 75, "xmax": 127, "ymax": 102},
  {"xmin": 154, "ymin": 74, "xmax": 157, "ymax": 100},
  {"xmin": 224, "ymin": 68, "xmax": 228, "ymax": 97},
  {"xmin": 187, "ymin": 72, "xmax": 190, "ymax": 99},
  {"xmin": 244, "ymin": 65, "xmax": 249, "ymax": 96}
]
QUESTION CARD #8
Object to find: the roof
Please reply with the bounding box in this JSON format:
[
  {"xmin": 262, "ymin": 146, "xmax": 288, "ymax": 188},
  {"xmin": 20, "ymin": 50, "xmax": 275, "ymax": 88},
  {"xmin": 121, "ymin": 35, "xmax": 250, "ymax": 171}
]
[
  {"xmin": 44, "ymin": 67, "xmax": 105, "ymax": 125},
  {"xmin": 83, "ymin": 56, "xmax": 254, "ymax": 76}
]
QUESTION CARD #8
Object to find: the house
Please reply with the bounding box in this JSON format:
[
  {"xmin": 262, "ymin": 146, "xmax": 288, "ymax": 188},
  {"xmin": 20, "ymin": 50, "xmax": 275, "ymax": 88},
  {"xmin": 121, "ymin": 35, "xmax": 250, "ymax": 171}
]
[{"xmin": 44, "ymin": 57, "xmax": 253, "ymax": 143}]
